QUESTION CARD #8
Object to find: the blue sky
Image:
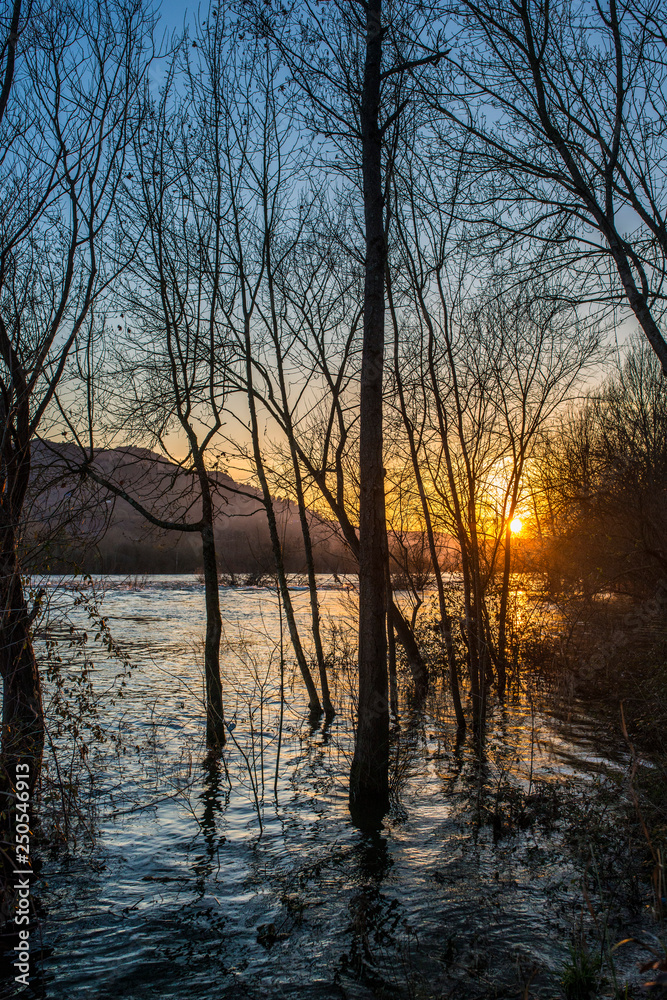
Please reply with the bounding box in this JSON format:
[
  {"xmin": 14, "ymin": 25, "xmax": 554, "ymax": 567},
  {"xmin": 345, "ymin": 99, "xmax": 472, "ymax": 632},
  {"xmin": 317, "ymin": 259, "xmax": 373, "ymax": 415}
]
[{"xmin": 155, "ymin": 0, "xmax": 199, "ymax": 39}]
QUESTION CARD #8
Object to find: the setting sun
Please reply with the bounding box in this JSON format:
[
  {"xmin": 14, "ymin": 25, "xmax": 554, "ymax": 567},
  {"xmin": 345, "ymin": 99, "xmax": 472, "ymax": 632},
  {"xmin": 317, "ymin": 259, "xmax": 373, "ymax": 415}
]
[{"xmin": 510, "ymin": 517, "xmax": 523, "ymax": 533}]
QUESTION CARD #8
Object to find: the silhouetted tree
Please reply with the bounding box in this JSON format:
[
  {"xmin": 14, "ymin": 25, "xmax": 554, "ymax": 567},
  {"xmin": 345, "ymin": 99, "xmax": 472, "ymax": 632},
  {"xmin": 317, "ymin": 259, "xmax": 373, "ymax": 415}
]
[
  {"xmin": 429, "ymin": 0, "xmax": 667, "ymax": 373},
  {"xmin": 533, "ymin": 336, "xmax": 667, "ymax": 598},
  {"xmin": 0, "ymin": 0, "xmax": 153, "ymax": 801},
  {"xmin": 240, "ymin": 0, "xmax": 447, "ymax": 824}
]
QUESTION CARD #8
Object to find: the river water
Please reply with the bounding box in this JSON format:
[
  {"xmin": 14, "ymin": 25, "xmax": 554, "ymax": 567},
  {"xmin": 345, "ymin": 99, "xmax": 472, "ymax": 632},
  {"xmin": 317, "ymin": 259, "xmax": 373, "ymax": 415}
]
[{"xmin": 2, "ymin": 576, "xmax": 654, "ymax": 998}]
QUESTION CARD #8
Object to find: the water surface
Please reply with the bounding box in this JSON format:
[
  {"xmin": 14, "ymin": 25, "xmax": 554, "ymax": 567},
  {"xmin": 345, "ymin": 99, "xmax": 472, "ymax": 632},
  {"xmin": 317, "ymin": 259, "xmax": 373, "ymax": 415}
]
[{"xmin": 9, "ymin": 575, "xmax": 652, "ymax": 998}]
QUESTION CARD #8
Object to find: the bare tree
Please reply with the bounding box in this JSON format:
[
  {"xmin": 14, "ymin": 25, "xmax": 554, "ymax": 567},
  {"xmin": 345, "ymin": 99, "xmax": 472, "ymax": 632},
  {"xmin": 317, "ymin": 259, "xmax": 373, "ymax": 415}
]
[
  {"xmin": 194, "ymin": 16, "xmax": 326, "ymax": 716},
  {"xmin": 0, "ymin": 0, "xmax": 153, "ymax": 800},
  {"xmin": 532, "ymin": 335, "xmax": 667, "ymax": 598},
  {"xmin": 421, "ymin": 286, "xmax": 599, "ymax": 710},
  {"xmin": 240, "ymin": 0, "xmax": 448, "ymax": 824},
  {"xmin": 428, "ymin": 0, "xmax": 667, "ymax": 373},
  {"xmin": 53, "ymin": 57, "xmax": 236, "ymax": 746},
  {"xmin": 236, "ymin": 198, "xmax": 432, "ymax": 694}
]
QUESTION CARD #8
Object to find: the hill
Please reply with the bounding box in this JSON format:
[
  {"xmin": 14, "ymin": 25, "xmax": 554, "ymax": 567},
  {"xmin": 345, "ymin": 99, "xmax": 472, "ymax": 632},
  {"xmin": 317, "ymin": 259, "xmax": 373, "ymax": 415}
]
[{"xmin": 24, "ymin": 441, "xmax": 352, "ymax": 575}]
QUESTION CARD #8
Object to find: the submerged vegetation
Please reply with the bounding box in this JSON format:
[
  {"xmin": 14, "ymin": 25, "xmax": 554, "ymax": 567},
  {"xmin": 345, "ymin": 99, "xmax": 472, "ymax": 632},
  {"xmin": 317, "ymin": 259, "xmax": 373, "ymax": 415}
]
[
  {"xmin": 0, "ymin": 0, "xmax": 667, "ymax": 996},
  {"xmin": 5, "ymin": 572, "xmax": 664, "ymax": 998}
]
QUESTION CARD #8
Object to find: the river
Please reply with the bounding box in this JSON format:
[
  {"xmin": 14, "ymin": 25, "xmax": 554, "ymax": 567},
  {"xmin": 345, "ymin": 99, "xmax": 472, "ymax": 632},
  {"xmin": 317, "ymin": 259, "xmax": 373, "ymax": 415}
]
[{"xmin": 1, "ymin": 575, "xmax": 653, "ymax": 998}]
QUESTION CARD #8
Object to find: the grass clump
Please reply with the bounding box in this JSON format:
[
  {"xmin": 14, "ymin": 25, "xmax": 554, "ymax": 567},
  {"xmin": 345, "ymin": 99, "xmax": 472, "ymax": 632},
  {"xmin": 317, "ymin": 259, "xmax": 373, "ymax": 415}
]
[{"xmin": 561, "ymin": 941, "xmax": 603, "ymax": 999}]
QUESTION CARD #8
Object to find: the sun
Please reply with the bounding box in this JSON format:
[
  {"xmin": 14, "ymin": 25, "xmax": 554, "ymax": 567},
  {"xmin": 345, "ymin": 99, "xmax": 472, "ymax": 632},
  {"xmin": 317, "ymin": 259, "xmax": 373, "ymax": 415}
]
[{"xmin": 509, "ymin": 517, "xmax": 523, "ymax": 534}]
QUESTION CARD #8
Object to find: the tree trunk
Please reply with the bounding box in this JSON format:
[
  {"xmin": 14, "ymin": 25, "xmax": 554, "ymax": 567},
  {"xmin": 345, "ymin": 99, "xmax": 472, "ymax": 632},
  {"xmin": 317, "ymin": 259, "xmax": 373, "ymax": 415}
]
[
  {"xmin": 288, "ymin": 437, "xmax": 427, "ymax": 688},
  {"xmin": 264, "ymin": 498, "xmax": 322, "ymax": 715},
  {"xmin": 262, "ymin": 194, "xmax": 334, "ymax": 718},
  {"xmin": 243, "ymin": 318, "xmax": 322, "ymax": 714},
  {"xmin": 299, "ymin": 502, "xmax": 334, "ymax": 716},
  {"xmin": 289, "ymin": 456, "xmax": 333, "ymax": 714},
  {"xmin": 461, "ymin": 554, "xmax": 480, "ymax": 714},
  {"xmin": 0, "ymin": 439, "xmax": 44, "ymax": 810},
  {"xmin": 496, "ymin": 524, "xmax": 511, "ymax": 696},
  {"xmin": 193, "ymin": 455, "xmax": 226, "ymax": 748},
  {"xmin": 350, "ymin": 0, "xmax": 389, "ymax": 828},
  {"xmin": 200, "ymin": 521, "xmax": 225, "ymax": 748},
  {"xmin": 469, "ymin": 526, "xmax": 488, "ymax": 729},
  {"xmin": 389, "ymin": 271, "xmax": 463, "ymax": 724},
  {"xmin": 247, "ymin": 421, "xmax": 321, "ymax": 713},
  {"xmin": 390, "ymin": 602, "xmax": 427, "ymax": 687},
  {"xmin": 386, "ymin": 563, "xmax": 398, "ymax": 719},
  {"xmin": 0, "ymin": 483, "xmax": 44, "ymax": 916},
  {"xmin": 0, "ymin": 566, "xmax": 44, "ymax": 794}
]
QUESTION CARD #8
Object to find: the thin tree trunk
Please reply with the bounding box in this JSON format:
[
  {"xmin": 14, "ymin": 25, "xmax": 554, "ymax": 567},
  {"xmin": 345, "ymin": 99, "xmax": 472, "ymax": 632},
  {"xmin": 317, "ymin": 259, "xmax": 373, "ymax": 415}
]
[
  {"xmin": 496, "ymin": 524, "xmax": 511, "ymax": 696},
  {"xmin": 262, "ymin": 191, "xmax": 333, "ymax": 716},
  {"xmin": 426, "ymin": 325, "xmax": 479, "ymax": 724},
  {"xmin": 350, "ymin": 0, "xmax": 390, "ymax": 826},
  {"xmin": 421, "ymin": 519, "xmax": 465, "ymax": 729},
  {"xmin": 273, "ymin": 584, "xmax": 285, "ymax": 799},
  {"xmin": 388, "ymin": 268, "xmax": 463, "ymax": 725},
  {"xmin": 185, "ymin": 448, "xmax": 226, "ymax": 747},
  {"xmin": 275, "ymin": 409, "xmax": 427, "ymax": 687},
  {"xmin": 236, "ymin": 191, "xmax": 322, "ymax": 714},
  {"xmin": 263, "ymin": 493, "xmax": 322, "ymax": 715},
  {"xmin": 244, "ymin": 362, "xmax": 322, "ymax": 713},
  {"xmin": 468, "ymin": 517, "xmax": 487, "ymax": 728},
  {"xmin": 386, "ymin": 562, "xmax": 398, "ymax": 719},
  {"xmin": 282, "ymin": 427, "xmax": 332, "ymax": 713},
  {"xmin": 390, "ymin": 603, "xmax": 427, "ymax": 685},
  {"xmin": 298, "ymin": 499, "xmax": 334, "ymax": 715},
  {"xmin": 464, "ymin": 590, "xmax": 479, "ymax": 705},
  {"xmin": 199, "ymin": 515, "xmax": 225, "ymax": 748}
]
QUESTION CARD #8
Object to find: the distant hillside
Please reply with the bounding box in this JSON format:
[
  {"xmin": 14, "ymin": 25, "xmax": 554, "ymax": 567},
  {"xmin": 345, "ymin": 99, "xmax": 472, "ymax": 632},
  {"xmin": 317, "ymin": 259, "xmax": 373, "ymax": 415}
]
[{"xmin": 24, "ymin": 441, "xmax": 353, "ymax": 575}]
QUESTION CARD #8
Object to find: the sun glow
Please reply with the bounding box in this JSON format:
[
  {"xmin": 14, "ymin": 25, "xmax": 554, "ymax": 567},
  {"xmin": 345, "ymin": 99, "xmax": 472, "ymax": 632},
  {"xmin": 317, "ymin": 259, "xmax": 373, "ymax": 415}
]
[{"xmin": 509, "ymin": 517, "xmax": 523, "ymax": 534}]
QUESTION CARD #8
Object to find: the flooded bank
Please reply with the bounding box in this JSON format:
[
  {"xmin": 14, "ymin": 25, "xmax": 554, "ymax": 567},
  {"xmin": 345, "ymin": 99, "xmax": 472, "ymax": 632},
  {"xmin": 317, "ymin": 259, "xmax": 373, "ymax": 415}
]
[{"xmin": 3, "ymin": 576, "xmax": 656, "ymax": 999}]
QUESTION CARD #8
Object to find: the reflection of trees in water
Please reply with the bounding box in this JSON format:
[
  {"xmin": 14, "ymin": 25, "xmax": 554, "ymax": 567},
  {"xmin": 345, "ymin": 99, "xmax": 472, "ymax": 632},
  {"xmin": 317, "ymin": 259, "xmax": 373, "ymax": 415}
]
[
  {"xmin": 103, "ymin": 588, "xmax": 643, "ymax": 993},
  {"xmin": 343, "ymin": 833, "xmax": 399, "ymax": 988},
  {"xmin": 385, "ymin": 674, "xmax": 571, "ymax": 846},
  {"xmin": 191, "ymin": 753, "xmax": 231, "ymax": 889}
]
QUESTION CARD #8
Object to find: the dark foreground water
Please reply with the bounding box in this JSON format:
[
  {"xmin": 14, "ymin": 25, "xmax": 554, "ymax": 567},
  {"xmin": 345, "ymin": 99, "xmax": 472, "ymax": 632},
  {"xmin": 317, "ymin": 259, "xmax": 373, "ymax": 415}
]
[{"xmin": 2, "ymin": 576, "xmax": 655, "ymax": 998}]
